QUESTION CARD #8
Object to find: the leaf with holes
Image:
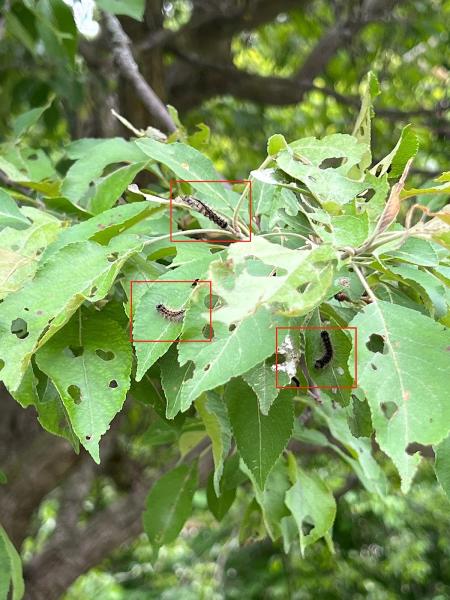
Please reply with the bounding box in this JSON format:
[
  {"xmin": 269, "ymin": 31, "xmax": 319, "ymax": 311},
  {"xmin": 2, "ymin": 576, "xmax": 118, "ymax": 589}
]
[
  {"xmin": 133, "ymin": 256, "xmax": 216, "ymax": 381},
  {"xmin": 143, "ymin": 462, "xmax": 198, "ymax": 550},
  {"xmin": 227, "ymin": 378, "xmax": 294, "ymax": 489},
  {"xmin": 0, "ymin": 235, "xmax": 142, "ymax": 392},
  {"xmin": 177, "ymin": 307, "xmax": 288, "ymax": 411},
  {"xmin": 210, "ymin": 237, "xmax": 336, "ymax": 323},
  {"xmin": 285, "ymin": 459, "xmax": 336, "ymax": 556},
  {"xmin": 349, "ymin": 301, "xmax": 450, "ymax": 491},
  {"xmin": 35, "ymin": 308, "xmax": 132, "ymax": 462},
  {"xmin": 0, "ymin": 207, "xmax": 61, "ymax": 299}
]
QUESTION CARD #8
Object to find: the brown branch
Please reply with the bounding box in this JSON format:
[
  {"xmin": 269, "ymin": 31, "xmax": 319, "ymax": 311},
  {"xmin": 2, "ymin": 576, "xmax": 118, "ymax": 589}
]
[{"xmin": 102, "ymin": 12, "xmax": 176, "ymax": 133}]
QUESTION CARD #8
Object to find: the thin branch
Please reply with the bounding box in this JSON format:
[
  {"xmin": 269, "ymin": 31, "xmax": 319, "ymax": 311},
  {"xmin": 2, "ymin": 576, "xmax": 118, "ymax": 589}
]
[{"xmin": 102, "ymin": 12, "xmax": 176, "ymax": 133}]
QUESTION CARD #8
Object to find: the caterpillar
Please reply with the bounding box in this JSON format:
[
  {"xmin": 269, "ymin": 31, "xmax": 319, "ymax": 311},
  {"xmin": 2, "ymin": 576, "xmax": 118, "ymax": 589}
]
[
  {"xmin": 156, "ymin": 304, "xmax": 185, "ymax": 322},
  {"xmin": 181, "ymin": 196, "xmax": 229, "ymax": 230},
  {"xmin": 314, "ymin": 330, "xmax": 333, "ymax": 369}
]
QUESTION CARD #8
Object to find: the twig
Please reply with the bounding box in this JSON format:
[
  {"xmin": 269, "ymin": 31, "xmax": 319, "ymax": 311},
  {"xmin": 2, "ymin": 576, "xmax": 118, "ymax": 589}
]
[{"xmin": 102, "ymin": 12, "xmax": 176, "ymax": 133}]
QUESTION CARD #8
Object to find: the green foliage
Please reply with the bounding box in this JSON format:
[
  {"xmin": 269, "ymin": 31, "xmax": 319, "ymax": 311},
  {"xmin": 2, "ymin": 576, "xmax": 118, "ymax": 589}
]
[{"xmin": 1, "ymin": 75, "xmax": 450, "ymax": 582}]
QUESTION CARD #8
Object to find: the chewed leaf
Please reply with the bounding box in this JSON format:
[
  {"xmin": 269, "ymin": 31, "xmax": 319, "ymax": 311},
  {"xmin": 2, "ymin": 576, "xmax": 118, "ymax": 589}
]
[
  {"xmin": 36, "ymin": 308, "xmax": 132, "ymax": 462},
  {"xmin": 350, "ymin": 301, "xmax": 450, "ymax": 491}
]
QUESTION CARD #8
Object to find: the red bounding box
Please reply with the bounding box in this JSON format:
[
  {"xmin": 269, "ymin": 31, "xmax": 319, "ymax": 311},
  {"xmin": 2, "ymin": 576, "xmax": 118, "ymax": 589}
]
[
  {"xmin": 130, "ymin": 280, "xmax": 213, "ymax": 343},
  {"xmin": 275, "ymin": 326, "xmax": 358, "ymax": 390},
  {"xmin": 169, "ymin": 179, "xmax": 252, "ymax": 243}
]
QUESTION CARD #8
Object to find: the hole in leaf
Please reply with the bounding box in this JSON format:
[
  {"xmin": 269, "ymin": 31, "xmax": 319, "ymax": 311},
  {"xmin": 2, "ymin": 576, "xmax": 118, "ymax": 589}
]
[
  {"xmin": 85, "ymin": 435, "xmax": 92, "ymax": 441},
  {"xmin": 28, "ymin": 153, "xmax": 38, "ymax": 160},
  {"xmin": 203, "ymin": 364, "xmax": 210, "ymax": 372},
  {"xmin": 319, "ymin": 157, "xmax": 341, "ymax": 169},
  {"xmin": 374, "ymin": 164, "xmax": 383, "ymax": 177},
  {"xmin": 366, "ymin": 334, "xmax": 387, "ymax": 354},
  {"xmin": 96, "ymin": 349, "xmax": 115, "ymax": 361},
  {"xmin": 68, "ymin": 384, "xmax": 82, "ymax": 404},
  {"xmin": 229, "ymin": 323, "xmax": 236, "ymax": 332},
  {"xmin": 205, "ymin": 294, "xmax": 220, "ymax": 309},
  {"xmin": 370, "ymin": 363, "xmax": 377, "ymax": 370},
  {"xmin": 363, "ymin": 188, "xmax": 375, "ymax": 202},
  {"xmin": 11, "ymin": 318, "xmax": 29, "ymax": 339},
  {"xmin": 109, "ymin": 380, "xmax": 118, "ymax": 388},
  {"xmin": 202, "ymin": 324, "xmax": 212, "ymax": 339},
  {"xmin": 107, "ymin": 252, "xmax": 119, "ymax": 262},
  {"xmin": 68, "ymin": 345, "xmax": 84, "ymax": 357},
  {"xmin": 24, "ymin": 307, "xmax": 29, "ymax": 312},
  {"xmin": 381, "ymin": 401, "xmax": 397, "ymax": 420},
  {"xmin": 36, "ymin": 247, "xmax": 44, "ymax": 256},
  {"xmin": 90, "ymin": 286, "xmax": 98, "ymax": 297}
]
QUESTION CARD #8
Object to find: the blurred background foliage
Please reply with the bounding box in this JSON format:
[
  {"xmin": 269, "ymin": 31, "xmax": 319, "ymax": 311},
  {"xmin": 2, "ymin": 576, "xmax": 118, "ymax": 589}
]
[{"xmin": 1, "ymin": 0, "xmax": 449, "ymax": 597}]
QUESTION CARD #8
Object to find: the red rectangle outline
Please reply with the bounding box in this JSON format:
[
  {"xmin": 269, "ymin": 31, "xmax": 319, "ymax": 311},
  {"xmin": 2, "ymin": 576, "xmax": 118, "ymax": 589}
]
[
  {"xmin": 130, "ymin": 279, "xmax": 213, "ymax": 343},
  {"xmin": 169, "ymin": 179, "xmax": 252, "ymax": 243},
  {"xmin": 275, "ymin": 326, "xmax": 358, "ymax": 390}
]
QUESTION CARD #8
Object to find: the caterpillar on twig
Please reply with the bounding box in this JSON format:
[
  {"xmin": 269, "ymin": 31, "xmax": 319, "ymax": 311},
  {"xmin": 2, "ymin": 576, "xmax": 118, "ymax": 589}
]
[
  {"xmin": 156, "ymin": 304, "xmax": 185, "ymax": 322},
  {"xmin": 180, "ymin": 195, "xmax": 229, "ymax": 230},
  {"xmin": 314, "ymin": 331, "xmax": 333, "ymax": 369}
]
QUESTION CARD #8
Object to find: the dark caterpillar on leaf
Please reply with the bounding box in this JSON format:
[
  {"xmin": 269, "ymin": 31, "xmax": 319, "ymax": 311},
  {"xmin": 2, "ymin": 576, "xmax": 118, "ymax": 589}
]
[
  {"xmin": 314, "ymin": 330, "xmax": 333, "ymax": 369},
  {"xmin": 181, "ymin": 196, "xmax": 229, "ymax": 230},
  {"xmin": 156, "ymin": 304, "xmax": 185, "ymax": 322}
]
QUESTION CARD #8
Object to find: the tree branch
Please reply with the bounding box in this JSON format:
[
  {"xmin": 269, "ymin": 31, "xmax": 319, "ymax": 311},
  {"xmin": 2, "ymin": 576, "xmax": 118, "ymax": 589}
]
[{"xmin": 102, "ymin": 12, "xmax": 176, "ymax": 133}]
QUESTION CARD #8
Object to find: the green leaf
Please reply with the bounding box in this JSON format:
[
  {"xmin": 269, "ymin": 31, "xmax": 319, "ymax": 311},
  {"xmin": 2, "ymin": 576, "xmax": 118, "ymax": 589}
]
[
  {"xmin": 134, "ymin": 256, "xmax": 215, "ymax": 381},
  {"xmin": 89, "ymin": 161, "xmax": 149, "ymax": 215},
  {"xmin": 400, "ymin": 171, "xmax": 450, "ymax": 200},
  {"xmin": 352, "ymin": 71, "xmax": 380, "ymax": 173},
  {"xmin": 285, "ymin": 460, "xmax": 336, "ymax": 556},
  {"xmin": 12, "ymin": 98, "xmax": 53, "ymax": 138},
  {"xmin": 435, "ymin": 434, "xmax": 450, "ymax": 500},
  {"xmin": 243, "ymin": 360, "xmax": 284, "ymax": 415},
  {"xmin": 97, "ymin": 0, "xmax": 145, "ymax": 20},
  {"xmin": 0, "ymin": 235, "xmax": 141, "ymax": 392},
  {"xmin": 329, "ymin": 213, "xmax": 370, "ymax": 248},
  {"xmin": 177, "ymin": 307, "xmax": 285, "ymax": 410},
  {"xmin": 0, "ymin": 525, "xmax": 24, "ymax": 600},
  {"xmin": 61, "ymin": 139, "xmax": 148, "ymax": 202},
  {"xmin": 0, "ymin": 190, "xmax": 30, "ymax": 231},
  {"xmin": 206, "ymin": 474, "xmax": 236, "ymax": 522},
  {"xmin": 388, "ymin": 264, "xmax": 447, "ymax": 318},
  {"xmin": 267, "ymin": 134, "xmax": 288, "ymax": 157},
  {"xmin": 44, "ymin": 201, "xmax": 152, "ymax": 257},
  {"xmin": 36, "ymin": 308, "xmax": 132, "ymax": 462},
  {"xmin": 227, "ymin": 378, "xmax": 293, "ymax": 489},
  {"xmin": 196, "ymin": 393, "xmax": 232, "ymax": 495},
  {"xmin": 143, "ymin": 463, "xmax": 198, "ymax": 549},
  {"xmin": 0, "ymin": 207, "xmax": 61, "ymax": 299},
  {"xmin": 314, "ymin": 396, "xmax": 387, "ymax": 496},
  {"xmin": 372, "ymin": 125, "xmax": 419, "ymax": 179},
  {"xmin": 136, "ymin": 139, "xmax": 238, "ymax": 213},
  {"xmin": 276, "ymin": 134, "xmax": 369, "ymax": 206},
  {"xmin": 241, "ymin": 458, "xmax": 291, "ymax": 540},
  {"xmin": 380, "ymin": 236, "xmax": 440, "ymax": 266},
  {"xmin": 210, "ymin": 237, "xmax": 336, "ymax": 322},
  {"xmin": 0, "ymin": 471, "xmax": 6, "ymax": 485},
  {"xmin": 160, "ymin": 346, "xmax": 195, "ymax": 419},
  {"xmin": 350, "ymin": 301, "xmax": 450, "ymax": 491}
]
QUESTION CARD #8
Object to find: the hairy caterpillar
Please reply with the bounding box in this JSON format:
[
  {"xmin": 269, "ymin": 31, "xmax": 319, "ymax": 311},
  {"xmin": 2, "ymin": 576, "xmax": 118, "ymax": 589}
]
[
  {"xmin": 181, "ymin": 196, "xmax": 229, "ymax": 230},
  {"xmin": 156, "ymin": 304, "xmax": 185, "ymax": 322},
  {"xmin": 314, "ymin": 331, "xmax": 333, "ymax": 369}
]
